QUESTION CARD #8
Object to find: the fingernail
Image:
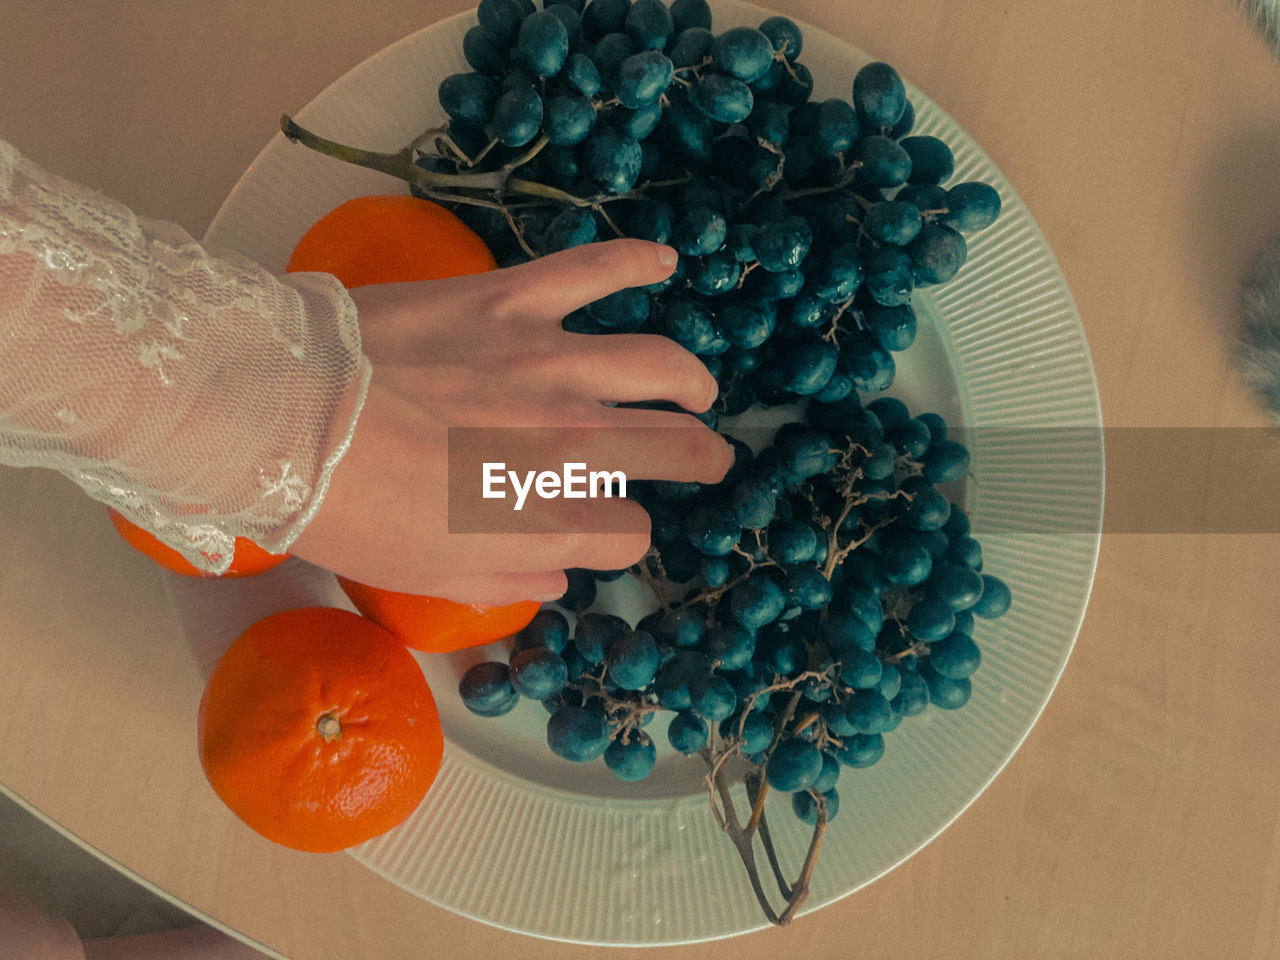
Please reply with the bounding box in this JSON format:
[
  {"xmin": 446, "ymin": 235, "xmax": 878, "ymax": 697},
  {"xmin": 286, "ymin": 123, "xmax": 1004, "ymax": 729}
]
[{"xmin": 657, "ymin": 245, "xmax": 678, "ymax": 268}]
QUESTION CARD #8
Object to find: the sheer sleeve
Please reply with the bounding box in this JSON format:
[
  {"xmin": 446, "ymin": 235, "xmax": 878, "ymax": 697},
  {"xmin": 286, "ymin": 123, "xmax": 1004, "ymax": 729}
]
[{"xmin": 0, "ymin": 139, "xmax": 371, "ymax": 574}]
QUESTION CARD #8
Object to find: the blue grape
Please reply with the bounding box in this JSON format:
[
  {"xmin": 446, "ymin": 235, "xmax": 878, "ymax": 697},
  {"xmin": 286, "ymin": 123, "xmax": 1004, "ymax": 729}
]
[
  {"xmin": 783, "ymin": 564, "xmax": 833, "ymax": 610},
  {"xmin": 854, "ymin": 135, "xmax": 912, "ymax": 187},
  {"xmin": 808, "ymin": 244, "xmax": 864, "ymax": 301},
  {"xmin": 832, "ymin": 732, "xmax": 884, "ymax": 768},
  {"xmin": 892, "ymin": 669, "xmax": 929, "ymax": 715},
  {"xmin": 852, "ymin": 61, "xmax": 907, "ymax": 130},
  {"xmin": 838, "ymin": 647, "xmax": 883, "ymax": 689},
  {"xmin": 542, "ymin": 94, "xmax": 596, "ymax": 145},
  {"xmin": 514, "ymin": 608, "xmax": 569, "ymax": 653},
  {"xmin": 908, "ymin": 224, "xmax": 967, "ymax": 284},
  {"xmin": 489, "ymin": 86, "xmax": 543, "ymax": 147},
  {"xmin": 547, "ymin": 705, "xmax": 612, "ymax": 761},
  {"xmin": 439, "ymin": 72, "xmax": 499, "ymax": 125},
  {"xmin": 686, "ymin": 250, "xmax": 741, "ymax": 294},
  {"xmin": 863, "ymin": 246, "xmax": 916, "ymax": 307},
  {"xmin": 922, "ymin": 438, "xmax": 971, "ymax": 483},
  {"xmin": 564, "ymin": 52, "xmax": 602, "ymax": 96},
  {"xmin": 588, "ymin": 286, "xmax": 649, "ymax": 330},
  {"xmin": 607, "ymin": 629, "xmax": 661, "ymax": 690},
  {"xmin": 625, "ymin": 0, "xmax": 674, "ymax": 49},
  {"xmin": 583, "ymin": 127, "xmax": 643, "ymax": 193},
  {"xmin": 670, "ymin": 0, "xmax": 712, "ymax": 31},
  {"xmin": 667, "ymin": 709, "xmax": 709, "ymax": 753},
  {"xmin": 941, "ymin": 181, "xmax": 1002, "ymax": 231},
  {"xmin": 516, "ymin": 11, "xmax": 570, "ymax": 77},
  {"xmin": 615, "ymin": 50, "xmax": 675, "ymax": 108},
  {"xmin": 758, "ymin": 15, "xmax": 802, "ymax": 57},
  {"xmin": 881, "ymin": 541, "xmax": 932, "ymax": 586},
  {"xmin": 730, "ymin": 478, "xmax": 776, "ymax": 529},
  {"xmin": 711, "ymin": 26, "xmax": 775, "ymax": 83},
  {"xmin": 459, "ymin": 661, "xmax": 520, "ymax": 717},
  {"xmin": 920, "ymin": 661, "xmax": 972, "ymax": 709},
  {"xmin": 900, "ymin": 135, "xmax": 955, "ymax": 186},
  {"xmin": 605, "ymin": 730, "xmax": 658, "ymax": 781},
  {"xmin": 946, "ymin": 535, "xmax": 983, "ymax": 570},
  {"xmin": 656, "ymin": 608, "xmax": 704, "ymax": 648},
  {"xmin": 792, "ymin": 787, "xmax": 840, "ymax": 824},
  {"xmin": 463, "ymin": 25, "xmax": 509, "ymax": 75},
  {"xmin": 542, "ymin": 207, "xmax": 598, "ymax": 252},
  {"xmin": 754, "ymin": 216, "xmax": 813, "ymax": 272},
  {"xmin": 972, "ymin": 574, "xmax": 1012, "ymax": 618},
  {"xmin": 906, "ymin": 594, "xmax": 956, "ymax": 642},
  {"xmin": 478, "ymin": 0, "xmax": 530, "ymax": 45},
  {"xmin": 509, "ymin": 646, "xmax": 569, "ymax": 699},
  {"xmin": 766, "ymin": 738, "xmax": 824, "ymax": 790},
  {"xmin": 820, "ymin": 615, "xmax": 876, "ymax": 655},
  {"xmin": 690, "ymin": 72, "xmax": 754, "ymax": 123},
  {"xmin": 769, "ymin": 520, "xmax": 817, "ymax": 563},
  {"xmin": 729, "ymin": 575, "xmax": 787, "ymax": 630},
  {"xmin": 689, "ymin": 674, "xmax": 737, "ymax": 722},
  {"xmin": 928, "ymin": 632, "xmax": 981, "ymax": 680},
  {"xmin": 877, "ymin": 663, "xmax": 902, "ymax": 701},
  {"xmin": 865, "ymin": 200, "xmax": 923, "ymax": 246},
  {"xmin": 722, "ymin": 708, "xmax": 773, "ymax": 754},
  {"xmin": 719, "ymin": 301, "xmax": 776, "ymax": 348},
  {"xmin": 702, "ymin": 623, "xmax": 755, "ymax": 670},
  {"xmin": 672, "ymin": 207, "xmax": 728, "ymax": 256},
  {"xmin": 930, "ymin": 564, "xmax": 985, "ymax": 611},
  {"xmin": 582, "ymin": 0, "xmax": 628, "ymax": 35}
]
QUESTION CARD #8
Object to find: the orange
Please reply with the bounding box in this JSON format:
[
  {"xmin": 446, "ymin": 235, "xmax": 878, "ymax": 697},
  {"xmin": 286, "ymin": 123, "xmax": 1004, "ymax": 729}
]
[
  {"xmin": 107, "ymin": 509, "xmax": 289, "ymax": 578},
  {"xmin": 337, "ymin": 575, "xmax": 541, "ymax": 653},
  {"xmin": 285, "ymin": 193, "xmax": 497, "ymax": 287},
  {"xmin": 197, "ymin": 607, "xmax": 444, "ymax": 853}
]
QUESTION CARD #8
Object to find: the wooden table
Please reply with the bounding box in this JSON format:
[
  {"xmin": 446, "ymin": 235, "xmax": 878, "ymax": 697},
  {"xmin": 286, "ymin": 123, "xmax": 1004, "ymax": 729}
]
[{"xmin": 4, "ymin": 1, "xmax": 1280, "ymax": 957}]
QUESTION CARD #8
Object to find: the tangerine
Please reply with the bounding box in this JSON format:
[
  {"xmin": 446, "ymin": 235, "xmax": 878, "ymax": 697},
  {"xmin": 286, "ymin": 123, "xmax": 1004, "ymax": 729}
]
[
  {"xmin": 107, "ymin": 509, "xmax": 289, "ymax": 578},
  {"xmin": 285, "ymin": 193, "xmax": 497, "ymax": 286},
  {"xmin": 337, "ymin": 575, "xmax": 541, "ymax": 653},
  {"xmin": 197, "ymin": 606, "xmax": 443, "ymax": 853}
]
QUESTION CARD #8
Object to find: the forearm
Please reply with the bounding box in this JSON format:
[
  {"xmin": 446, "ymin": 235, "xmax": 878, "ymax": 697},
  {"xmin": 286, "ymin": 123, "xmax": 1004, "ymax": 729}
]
[{"xmin": 0, "ymin": 139, "xmax": 370, "ymax": 573}]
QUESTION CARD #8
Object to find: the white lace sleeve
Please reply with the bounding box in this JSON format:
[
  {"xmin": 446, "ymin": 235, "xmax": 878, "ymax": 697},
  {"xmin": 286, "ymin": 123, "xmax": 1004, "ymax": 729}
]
[{"xmin": 0, "ymin": 140, "xmax": 371, "ymax": 574}]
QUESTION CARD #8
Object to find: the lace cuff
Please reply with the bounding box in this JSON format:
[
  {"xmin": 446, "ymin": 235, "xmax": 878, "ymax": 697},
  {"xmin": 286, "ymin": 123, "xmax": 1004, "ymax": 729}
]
[{"xmin": 0, "ymin": 139, "xmax": 371, "ymax": 573}]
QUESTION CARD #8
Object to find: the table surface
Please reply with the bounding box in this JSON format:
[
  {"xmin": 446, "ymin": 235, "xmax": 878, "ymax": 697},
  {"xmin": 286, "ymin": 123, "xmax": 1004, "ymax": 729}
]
[{"xmin": 4, "ymin": 1, "xmax": 1280, "ymax": 958}]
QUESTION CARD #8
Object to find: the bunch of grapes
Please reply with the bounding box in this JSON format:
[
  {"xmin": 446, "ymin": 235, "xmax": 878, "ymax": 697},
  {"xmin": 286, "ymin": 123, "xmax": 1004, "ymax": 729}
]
[{"xmin": 283, "ymin": 0, "xmax": 1011, "ymax": 926}]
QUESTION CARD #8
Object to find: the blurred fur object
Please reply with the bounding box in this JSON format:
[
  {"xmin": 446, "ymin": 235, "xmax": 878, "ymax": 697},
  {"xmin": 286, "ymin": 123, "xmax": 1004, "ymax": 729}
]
[
  {"xmin": 1238, "ymin": 234, "xmax": 1280, "ymax": 422},
  {"xmin": 1241, "ymin": 0, "xmax": 1280, "ymax": 49}
]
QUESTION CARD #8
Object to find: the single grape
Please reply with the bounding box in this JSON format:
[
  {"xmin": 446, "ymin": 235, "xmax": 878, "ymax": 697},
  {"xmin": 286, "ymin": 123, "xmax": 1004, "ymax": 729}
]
[
  {"xmin": 729, "ymin": 575, "xmax": 787, "ymax": 631},
  {"xmin": 478, "ymin": 0, "xmax": 530, "ymax": 46},
  {"xmin": 711, "ymin": 26, "xmax": 775, "ymax": 83},
  {"xmin": 972, "ymin": 574, "xmax": 1012, "ymax": 618},
  {"xmin": 863, "ymin": 246, "xmax": 916, "ymax": 308},
  {"xmin": 766, "ymin": 738, "xmax": 824, "ymax": 791},
  {"xmin": 514, "ymin": 608, "xmax": 570, "ymax": 653},
  {"xmin": 689, "ymin": 72, "xmax": 754, "ymax": 123},
  {"xmin": 920, "ymin": 661, "xmax": 972, "ymax": 709},
  {"xmin": 792, "ymin": 787, "xmax": 840, "ymax": 825},
  {"xmin": 808, "ymin": 244, "xmax": 864, "ymax": 301},
  {"xmin": 463, "ymin": 25, "xmax": 509, "ymax": 75},
  {"xmin": 891, "ymin": 669, "xmax": 929, "ymax": 715},
  {"xmin": 881, "ymin": 541, "xmax": 933, "ymax": 586},
  {"xmin": 900, "ymin": 135, "xmax": 955, "ymax": 186},
  {"xmin": 564, "ymin": 52, "xmax": 602, "ymax": 96},
  {"xmin": 908, "ymin": 224, "xmax": 968, "ymax": 284},
  {"xmin": 670, "ymin": 0, "xmax": 712, "ymax": 31},
  {"xmin": 865, "ymin": 200, "xmax": 923, "ymax": 246},
  {"xmin": 624, "ymin": 0, "xmax": 674, "ymax": 49},
  {"xmin": 439, "ymin": 72, "xmax": 499, "ymax": 126},
  {"xmin": 854, "ymin": 135, "xmax": 912, "ymax": 187},
  {"xmin": 852, "ymin": 61, "xmax": 907, "ymax": 130},
  {"xmin": 582, "ymin": 0, "xmax": 630, "ymax": 39},
  {"xmin": 928, "ymin": 632, "xmax": 982, "ymax": 680},
  {"xmin": 615, "ymin": 50, "xmax": 675, "ymax": 108},
  {"xmin": 509, "ymin": 646, "xmax": 569, "ymax": 699},
  {"xmin": 605, "ymin": 730, "xmax": 658, "ymax": 781},
  {"xmin": 940, "ymin": 181, "xmax": 1002, "ymax": 231},
  {"xmin": 516, "ymin": 10, "xmax": 570, "ymax": 77},
  {"xmin": 654, "ymin": 650, "xmax": 712, "ymax": 710},
  {"xmin": 753, "ymin": 216, "xmax": 813, "ymax": 272},
  {"xmin": 689, "ymin": 674, "xmax": 737, "ymax": 722},
  {"xmin": 667, "ymin": 709, "xmax": 709, "ymax": 753},
  {"xmin": 906, "ymin": 594, "xmax": 956, "ymax": 642},
  {"xmin": 832, "ymin": 732, "xmax": 884, "ymax": 768},
  {"xmin": 758, "ymin": 15, "xmax": 803, "ymax": 58},
  {"xmin": 702, "ymin": 623, "xmax": 756, "ymax": 671},
  {"xmin": 838, "ymin": 646, "xmax": 883, "ymax": 689},
  {"xmin": 668, "ymin": 26, "xmax": 713, "ymax": 67},
  {"xmin": 547, "ymin": 705, "xmax": 612, "ymax": 761},
  {"xmin": 489, "ymin": 86, "xmax": 543, "ymax": 147},
  {"xmin": 459, "ymin": 661, "xmax": 521, "ymax": 717},
  {"xmin": 730, "ymin": 478, "xmax": 777, "ymax": 529},
  {"xmin": 922, "ymin": 437, "xmax": 971, "ymax": 483}
]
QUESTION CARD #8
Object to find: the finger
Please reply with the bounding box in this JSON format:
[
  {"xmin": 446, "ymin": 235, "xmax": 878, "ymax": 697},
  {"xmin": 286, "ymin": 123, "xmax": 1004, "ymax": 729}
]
[
  {"xmin": 585, "ymin": 410, "xmax": 734, "ymax": 484},
  {"xmin": 495, "ymin": 239, "xmax": 677, "ymax": 321},
  {"xmin": 562, "ymin": 333, "xmax": 719, "ymax": 412},
  {"xmin": 408, "ymin": 570, "xmax": 570, "ymax": 606}
]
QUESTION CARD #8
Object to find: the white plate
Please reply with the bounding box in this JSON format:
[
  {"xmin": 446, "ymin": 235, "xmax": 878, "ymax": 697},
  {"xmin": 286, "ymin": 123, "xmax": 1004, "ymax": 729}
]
[{"xmin": 194, "ymin": 0, "xmax": 1103, "ymax": 945}]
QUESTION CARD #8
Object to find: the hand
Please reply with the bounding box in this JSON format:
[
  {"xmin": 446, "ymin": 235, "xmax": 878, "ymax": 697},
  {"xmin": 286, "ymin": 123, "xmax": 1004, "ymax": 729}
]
[{"xmin": 290, "ymin": 239, "xmax": 732, "ymax": 603}]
